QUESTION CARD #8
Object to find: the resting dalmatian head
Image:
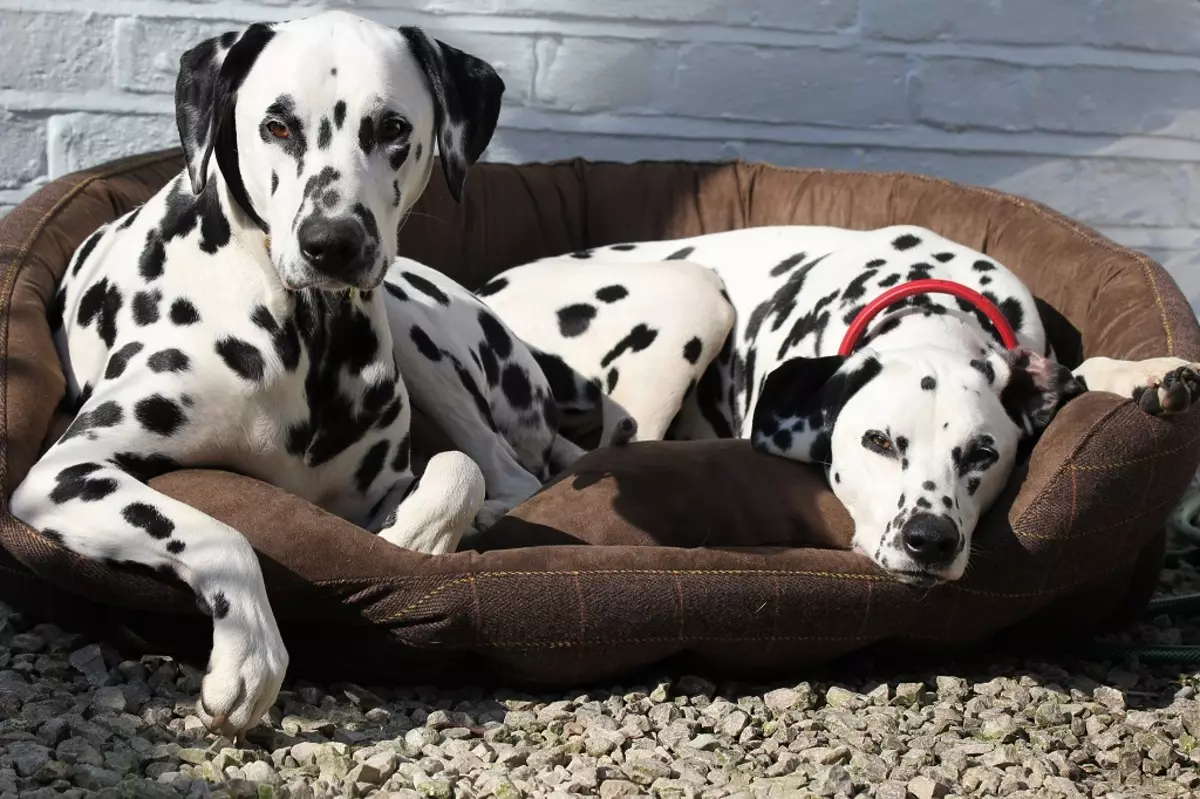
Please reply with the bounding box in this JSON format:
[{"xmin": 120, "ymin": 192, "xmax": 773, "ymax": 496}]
[
  {"xmin": 753, "ymin": 345, "xmax": 1085, "ymax": 585},
  {"xmin": 175, "ymin": 10, "xmax": 503, "ymax": 291}
]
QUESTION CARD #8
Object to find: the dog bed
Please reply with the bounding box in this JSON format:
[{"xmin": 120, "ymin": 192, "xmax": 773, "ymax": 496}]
[{"xmin": 1, "ymin": 149, "xmax": 1198, "ymax": 686}]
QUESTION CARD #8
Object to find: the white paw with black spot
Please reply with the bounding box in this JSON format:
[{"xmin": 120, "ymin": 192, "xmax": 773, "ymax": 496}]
[{"xmin": 195, "ymin": 594, "xmax": 288, "ymax": 737}]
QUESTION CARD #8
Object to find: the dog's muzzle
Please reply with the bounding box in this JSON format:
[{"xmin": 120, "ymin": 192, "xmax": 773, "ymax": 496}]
[{"xmin": 297, "ymin": 216, "xmax": 376, "ymax": 283}]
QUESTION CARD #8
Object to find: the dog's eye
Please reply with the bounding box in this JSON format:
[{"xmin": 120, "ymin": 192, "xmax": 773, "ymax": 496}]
[
  {"xmin": 266, "ymin": 121, "xmax": 290, "ymax": 140},
  {"xmin": 378, "ymin": 116, "xmax": 411, "ymax": 142},
  {"xmin": 965, "ymin": 445, "xmax": 999, "ymax": 470},
  {"xmin": 863, "ymin": 430, "xmax": 893, "ymax": 454}
]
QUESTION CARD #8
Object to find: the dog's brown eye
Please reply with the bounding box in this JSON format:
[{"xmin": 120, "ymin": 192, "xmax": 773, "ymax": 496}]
[
  {"xmin": 864, "ymin": 431, "xmax": 893, "ymax": 453},
  {"xmin": 378, "ymin": 116, "xmax": 410, "ymax": 142},
  {"xmin": 266, "ymin": 121, "xmax": 290, "ymax": 140}
]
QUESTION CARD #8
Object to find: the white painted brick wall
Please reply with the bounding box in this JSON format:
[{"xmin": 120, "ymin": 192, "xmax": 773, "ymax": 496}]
[{"xmin": 1, "ymin": 0, "xmax": 1198, "ymax": 312}]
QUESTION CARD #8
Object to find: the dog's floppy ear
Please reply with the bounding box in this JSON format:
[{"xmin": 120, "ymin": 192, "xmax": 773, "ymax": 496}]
[
  {"xmin": 752, "ymin": 352, "xmax": 882, "ymax": 464},
  {"xmin": 175, "ymin": 23, "xmax": 276, "ymax": 195},
  {"xmin": 398, "ymin": 27, "xmax": 505, "ymax": 203},
  {"xmin": 985, "ymin": 347, "xmax": 1086, "ymax": 439}
]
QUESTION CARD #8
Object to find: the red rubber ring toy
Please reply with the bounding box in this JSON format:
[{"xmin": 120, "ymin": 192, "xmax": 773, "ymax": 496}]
[{"xmin": 838, "ymin": 278, "xmax": 1020, "ymax": 357}]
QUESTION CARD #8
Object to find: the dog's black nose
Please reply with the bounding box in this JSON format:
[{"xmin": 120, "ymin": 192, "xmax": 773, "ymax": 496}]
[
  {"xmin": 900, "ymin": 513, "xmax": 960, "ymax": 568},
  {"xmin": 297, "ymin": 217, "xmax": 366, "ymax": 273}
]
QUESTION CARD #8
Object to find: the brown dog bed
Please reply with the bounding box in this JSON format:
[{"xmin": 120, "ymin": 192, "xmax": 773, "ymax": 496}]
[{"xmin": 1, "ymin": 149, "xmax": 1198, "ymax": 686}]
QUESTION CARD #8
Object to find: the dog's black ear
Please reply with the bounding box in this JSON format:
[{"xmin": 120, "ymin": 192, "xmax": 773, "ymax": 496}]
[
  {"xmin": 752, "ymin": 352, "xmax": 882, "ymax": 465},
  {"xmin": 175, "ymin": 23, "xmax": 276, "ymax": 195},
  {"xmin": 994, "ymin": 347, "xmax": 1087, "ymax": 439},
  {"xmin": 399, "ymin": 27, "xmax": 505, "ymax": 203}
]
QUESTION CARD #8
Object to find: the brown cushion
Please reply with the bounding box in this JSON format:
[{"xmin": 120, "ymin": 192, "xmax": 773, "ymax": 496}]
[{"xmin": 1, "ymin": 150, "xmax": 1198, "ymax": 686}]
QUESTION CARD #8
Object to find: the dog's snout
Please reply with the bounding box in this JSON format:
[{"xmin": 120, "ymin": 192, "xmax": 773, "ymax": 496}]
[
  {"xmin": 900, "ymin": 513, "xmax": 960, "ymax": 568},
  {"xmin": 298, "ymin": 217, "xmax": 366, "ymax": 273}
]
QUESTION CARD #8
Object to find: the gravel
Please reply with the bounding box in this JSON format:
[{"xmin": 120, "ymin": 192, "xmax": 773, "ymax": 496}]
[{"xmin": 3, "ymin": 530, "xmax": 1200, "ymax": 797}]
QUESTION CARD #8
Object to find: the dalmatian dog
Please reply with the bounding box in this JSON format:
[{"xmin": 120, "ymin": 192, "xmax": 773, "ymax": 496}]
[
  {"xmin": 481, "ymin": 225, "xmax": 1200, "ymax": 586},
  {"xmin": 8, "ymin": 10, "xmax": 597, "ymax": 737}
]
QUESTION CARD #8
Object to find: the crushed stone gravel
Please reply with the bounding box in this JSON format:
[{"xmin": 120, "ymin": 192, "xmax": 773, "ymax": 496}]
[{"xmin": 3, "ymin": 527, "xmax": 1200, "ymax": 798}]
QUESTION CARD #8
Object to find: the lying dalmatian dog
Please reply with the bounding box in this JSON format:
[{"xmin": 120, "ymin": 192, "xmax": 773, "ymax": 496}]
[
  {"xmin": 9, "ymin": 10, "xmax": 628, "ymax": 736},
  {"xmin": 482, "ymin": 225, "xmax": 1200, "ymax": 585}
]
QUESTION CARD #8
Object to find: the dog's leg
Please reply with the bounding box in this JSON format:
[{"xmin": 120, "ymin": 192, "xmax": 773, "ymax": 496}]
[
  {"xmin": 368, "ymin": 450, "xmax": 485, "ymax": 552},
  {"xmin": 10, "ymin": 423, "xmax": 286, "ymax": 736},
  {"xmin": 1073, "ymin": 356, "xmax": 1200, "ymax": 415}
]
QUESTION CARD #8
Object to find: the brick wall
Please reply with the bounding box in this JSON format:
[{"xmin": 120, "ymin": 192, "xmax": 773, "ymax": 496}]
[{"xmin": 2, "ymin": 0, "xmax": 1198, "ymax": 309}]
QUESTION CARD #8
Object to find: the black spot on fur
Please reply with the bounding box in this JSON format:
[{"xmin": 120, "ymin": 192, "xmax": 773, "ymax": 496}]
[
  {"xmin": 334, "ymin": 101, "xmax": 346, "ymax": 129},
  {"xmin": 388, "ymin": 143, "xmax": 411, "ymax": 171},
  {"xmin": 135, "ymin": 395, "xmax": 186, "ymax": 436},
  {"xmin": 972, "ymin": 259, "xmax": 995, "ymax": 272},
  {"xmin": 170, "ymin": 299, "xmax": 200, "ymax": 326},
  {"xmin": 132, "ymin": 290, "xmax": 162, "ymax": 326},
  {"xmin": 358, "ymin": 116, "xmax": 376, "ymax": 156},
  {"xmin": 557, "ymin": 304, "xmax": 597, "ymax": 338},
  {"xmin": 392, "ymin": 180, "xmax": 402, "ymax": 208},
  {"xmin": 147, "ymin": 349, "xmax": 190, "ymax": 374},
  {"xmin": 601, "ymin": 324, "xmax": 658, "ymax": 368},
  {"xmin": 50, "ymin": 463, "xmax": 117, "ymax": 504},
  {"xmin": 117, "ymin": 206, "xmax": 142, "ymax": 230},
  {"xmin": 596, "ymin": 285, "xmax": 629, "ymax": 303},
  {"xmin": 897, "ymin": 493, "xmax": 905, "ymax": 509},
  {"xmin": 62, "ymin": 400, "xmax": 124, "ymax": 442},
  {"xmin": 469, "ymin": 311, "xmax": 511, "ymax": 361},
  {"xmin": 216, "ymin": 338, "xmax": 266, "ymax": 382},
  {"xmin": 980, "ymin": 275, "xmax": 993, "ymax": 286},
  {"xmin": 71, "ymin": 229, "xmax": 104, "ymax": 276},
  {"xmin": 415, "ymin": 142, "xmax": 423, "ymax": 161},
  {"xmin": 933, "ymin": 251, "xmax": 955, "ymax": 262},
  {"xmin": 866, "ymin": 259, "xmax": 886, "ymax": 269},
  {"xmin": 403, "ymin": 271, "xmax": 450, "ymax": 305},
  {"xmin": 410, "ymin": 325, "xmax": 442, "ymax": 361},
  {"xmin": 123, "ymin": 502, "xmax": 174, "ymax": 540},
  {"xmin": 355, "ymin": 441, "xmax": 389, "ymax": 494},
  {"xmin": 906, "ymin": 262, "xmax": 935, "ymax": 282},
  {"xmin": 969, "ymin": 358, "xmax": 996, "ymax": 384},
  {"xmin": 476, "ymin": 277, "xmax": 507, "ymax": 298},
  {"xmin": 923, "ymin": 480, "xmax": 936, "ymax": 491},
  {"xmin": 569, "ymin": 250, "xmax": 592, "ymax": 259},
  {"xmin": 166, "ymin": 540, "xmax": 185, "ymax": 555},
  {"xmin": 105, "ymin": 342, "xmax": 145, "ymax": 380},
  {"xmin": 921, "ymin": 376, "xmax": 936, "ymax": 391},
  {"xmin": 318, "ymin": 117, "xmax": 332, "ymax": 149},
  {"xmin": 682, "ymin": 337, "xmax": 703, "ymax": 365},
  {"xmin": 139, "ymin": 231, "xmax": 166, "ymax": 281},
  {"xmin": 111, "ymin": 452, "xmax": 179, "ymax": 483},
  {"xmin": 611, "ymin": 244, "xmax": 636, "ymax": 251},
  {"xmin": 833, "ymin": 472, "xmax": 841, "ymax": 484},
  {"xmin": 841, "ymin": 270, "xmax": 875, "ymax": 305},
  {"xmin": 967, "ymin": 477, "xmax": 981, "ymax": 496},
  {"xmin": 942, "ymin": 495, "xmax": 953, "ymax": 509},
  {"xmin": 378, "ymin": 397, "xmax": 403, "ymax": 429},
  {"xmin": 77, "ymin": 278, "xmax": 123, "ymax": 348},
  {"xmin": 896, "ymin": 436, "xmax": 909, "ymax": 455},
  {"xmin": 877, "ymin": 272, "xmax": 902, "ymax": 288},
  {"xmin": 501, "ymin": 364, "xmax": 533, "ymax": 409},
  {"xmin": 251, "ymin": 305, "xmax": 301, "ymax": 371},
  {"xmin": 666, "ymin": 246, "xmax": 695, "ymax": 260},
  {"xmin": 770, "ymin": 253, "xmax": 807, "ymax": 277},
  {"xmin": 606, "ymin": 368, "xmax": 619, "ymax": 392},
  {"xmin": 210, "ymin": 592, "xmax": 230, "ymax": 620},
  {"xmin": 917, "ymin": 497, "xmax": 932, "ymax": 509},
  {"xmin": 1000, "ymin": 297, "xmax": 1025, "ymax": 331},
  {"xmin": 270, "ymin": 171, "xmax": 279, "ymax": 195},
  {"xmin": 892, "ymin": 233, "xmax": 921, "ymax": 251}
]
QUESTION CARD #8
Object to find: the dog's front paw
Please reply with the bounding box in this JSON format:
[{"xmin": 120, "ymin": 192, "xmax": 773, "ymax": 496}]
[
  {"xmin": 475, "ymin": 498, "xmax": 519, "ymax": 532},
  {"xmin": 196, "ymin": 599, "xmax": 288, "ymax": 737},
  {"xmin": 1133, "ymin": 362, "xmax": 1200, "ymax": 416}
]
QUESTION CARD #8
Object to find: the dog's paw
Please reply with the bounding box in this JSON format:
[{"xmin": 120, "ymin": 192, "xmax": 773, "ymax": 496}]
[
  {"xmin": 196, "ymin": 600, "xmax": 288, "ymax": 737},
  {"xmin": 1133, "ymin": 362, "xmax": 1200, "ymax": 416},
  {"xmin": 475, "ymin": 498, "xmax": 518, "ymax": 532}
]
